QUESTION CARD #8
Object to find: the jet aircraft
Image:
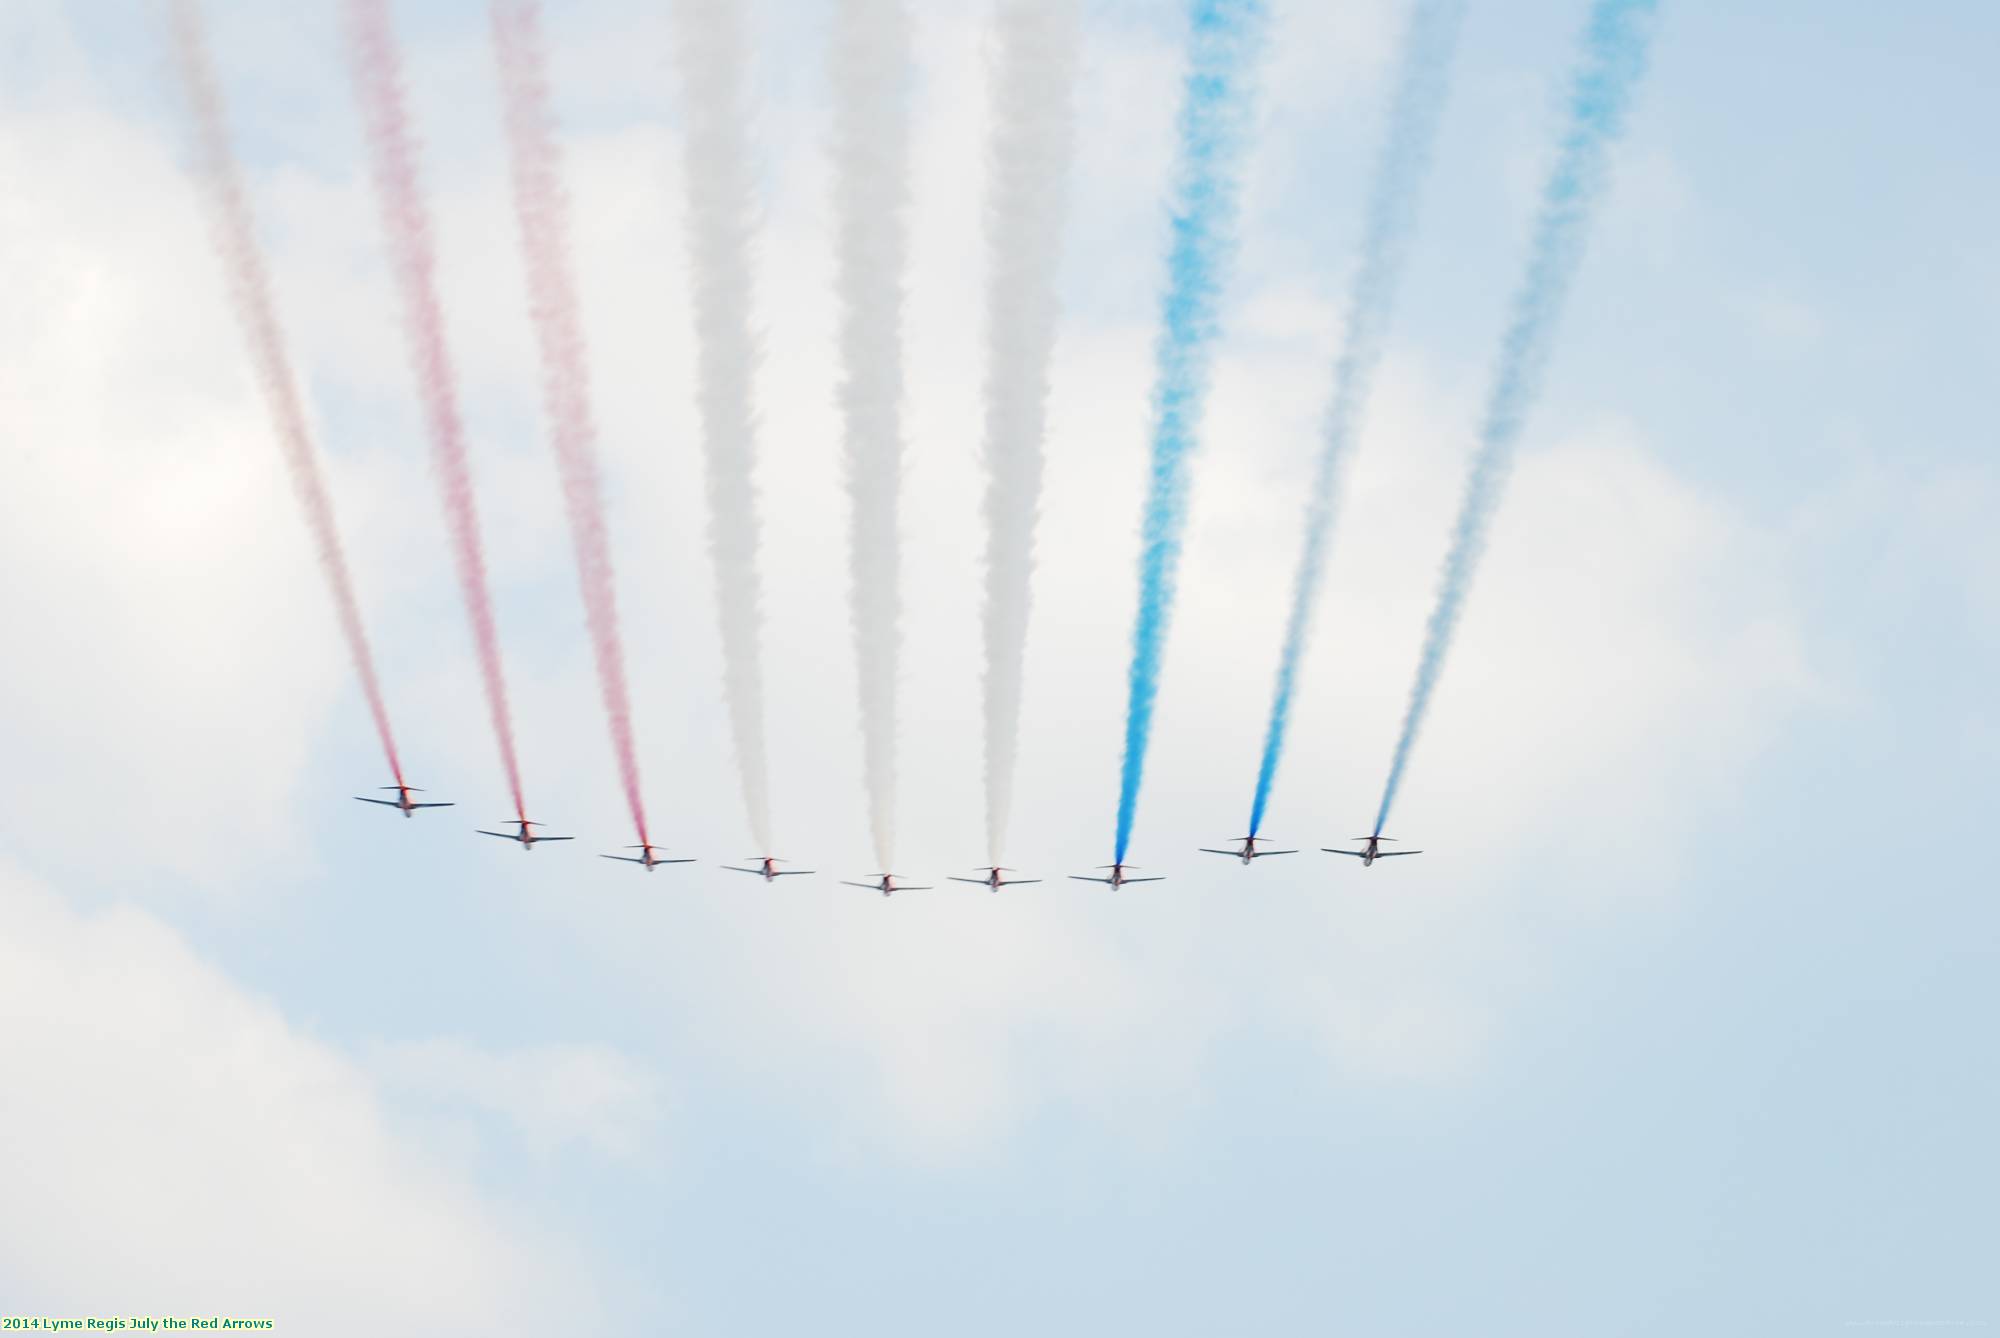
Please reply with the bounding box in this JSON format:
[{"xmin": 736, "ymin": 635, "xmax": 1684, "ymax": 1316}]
[
  {"xmin": 1069, "ymin": 863, "xmax": 1164, "ymax": 887},
  {"xmin": 353, "ymin": 783, "xmax": 453, "ymax": 818},
  {"xmin": 601, "ymin": 844, "xmax": 695, "ymax": 870},
  {"xmin": 1199, "ymin": 835, "xmax": 1297, "ymax": 865},
  {"xmin": 841, "ymin": 873, "xmax": 933, "ymax": 897},
  {"xmin": 723, "ymin": 856, "xmax": 814, "ymax": 882},
  {"xmin": 477, "ymin": 818, "xmax": 574, "ymax": 850},
  {"xmin": 948, "ymin": 866, "xmax": 1042, "ymax": 891},
  {"xmin": 1323, "ymin": 835, "xmax": 1422, "ymax": 867}
]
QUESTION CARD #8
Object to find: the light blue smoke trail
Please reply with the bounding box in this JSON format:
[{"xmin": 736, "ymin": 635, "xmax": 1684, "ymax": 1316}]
[
  {"xmin": 1113, "ymin": 0, "xmax": 1267, "ymax": 865},
  {"xmin": 1373, "ymin": 0, "xmax": 1660, "ymax": 836},
  {"xmin": 1246, "ymin": 0, "xmax": 1467, "ymax": 839}
]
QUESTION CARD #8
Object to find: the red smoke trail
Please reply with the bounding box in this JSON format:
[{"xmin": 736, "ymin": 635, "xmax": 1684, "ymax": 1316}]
[
  {"xmin": 167, "ymin": 0, "xmax": 406, "ymax": 788},
  {"xmin": 490, "ymin": 0, "xmax": 650, "ymax": 848},
  {"xmin": 346, "ymin": 0, "xmax": 526, "ymax": 822}
]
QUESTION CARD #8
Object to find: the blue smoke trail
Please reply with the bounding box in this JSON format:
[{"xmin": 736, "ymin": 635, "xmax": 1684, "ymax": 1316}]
[
  {"xmin": 1373, "ymin": 0, "xmax": 1660, "ymax": 836},
  {"xmin": 1246, "ymin": 0, "xmax": 1467, "ymax": 839},
  {"xmin": 1113, "ymin": 0, "xmax": 1268, "ymax": 865}
]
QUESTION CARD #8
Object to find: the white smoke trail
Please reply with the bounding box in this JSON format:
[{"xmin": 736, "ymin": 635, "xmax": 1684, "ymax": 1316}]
[
  {"xmin": 669, "ymin": 0, "xmax": 775, "ymax": 853},
  {"xmin": 978, "ymin": 0, "xmax": 1079, "ymax": 867},
  {"xmin": 828, "ymin": 0, "xmax": 911, "ymax": 871}
]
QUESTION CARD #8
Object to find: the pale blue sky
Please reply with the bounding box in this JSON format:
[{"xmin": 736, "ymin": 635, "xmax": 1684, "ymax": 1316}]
[{"xmin": 1, "ymin": 1, "xmax": 1994, "ymax": 1333}]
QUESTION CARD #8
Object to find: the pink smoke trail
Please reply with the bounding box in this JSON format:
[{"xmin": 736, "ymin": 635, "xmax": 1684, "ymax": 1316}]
[
  {"xmin": 166, "ymin": 0, "xmax": 406, "ymax": 788},
  {"xmin": 490, "ymin": 0, "xmax": 650, "ymax": 848},
  {"xmin": 345, "ymin": 0, "xmax": 526, "ymax": 822}
]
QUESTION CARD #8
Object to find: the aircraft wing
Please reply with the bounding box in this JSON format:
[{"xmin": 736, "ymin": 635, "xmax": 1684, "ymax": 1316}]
[
  {"xmin": 1069, "ymin": 875, "xmax": 1114, "ymax": 884},
  {"xmin": 839, "ymin": 881, "xmax": 881, "ymax": 890},
  {"xmin": 656, "ymin": 857, "xmax": 697, "ymax": 864},
  {"xmin": 1253, "ymin": 849, "xmax": 1298, "ymax": 857},
  {"xmin": 477, "ymin": 830, "xmax": 521, "ymax": 841},
  {"xmin": 999, "ymin": 878, "xmax": 1042, "ymax": 886},
  {"xmin": 1375, "ymin": 850, "xmax": 1422, "ymax": 857},
  {"xmin": 948, "ymin": 877, "xmax": 991, "ymax": 886},
  {"xmin": 721, "ymin": 865, "xmax": 762, "ymax": 875},
  {"xmin": 1323, "ymin": 848, "xmax": 1367, "ymax": 858},
  {"xmin": 772, "ymin": 869, "xmax": 814, "ymax": 876},
  {"xmin": 538, "ymin": 836, "xmax": 575, "ymax": 842},
  {"xmin": 411, "ymin": 801, "xmax": 454, "ymax": 809},
  {"xmin": 601, "ymin": 855, "xmax": 646, "ymax": 865},
  {"xmin": 354, "ymin": 797, "xmax": 402, "ymax": 807},
  {"xmin": 1124, "ymin": 876, "xmax": 1165, "ymax": 883},
  {"xmin": 899, "ymin": 885, "xmax": 935, "ymax": 891},
  {"xmin": 1197, "ymin": 848, "xmax": 1239, "ymax": 857}
]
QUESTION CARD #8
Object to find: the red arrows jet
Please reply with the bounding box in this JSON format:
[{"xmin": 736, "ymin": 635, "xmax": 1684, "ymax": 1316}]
[
  {"xmin": 1199, "ymin": 835, "xmax": 1298, "ymax": 865},
  {"xmin": 841, "ymin": 873, "xmax": 933, "ymax": 898},
  {"xmin": 949, "ymin": 866, "xmax": 1042, "ymax": 891},
  {"xmin": 477, "ymin": 818, "xmax": 574, "ymax": 850},
  {"xmin": 353, "ymin": 783, "xmax": 453, "ymax": 818},
  {"xmin": 1323, "ymin": 835, "xmax": 1422, "ymax": 867},
  {"xmin": 1069, "ymin": 863, "xmax": 1164, "ymax": 887},
  {"xmin": 723, "ymin": 856, "xmax": 814, "ymax": 882},
  {"xmin": 601, "ymin": 844, "xmax": 695, "ymax": 871}
]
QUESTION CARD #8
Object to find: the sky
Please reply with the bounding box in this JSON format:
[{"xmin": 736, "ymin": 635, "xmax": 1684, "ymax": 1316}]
[{"xmin": 2, "ymin": 0, "xmax": 1996, "ymax": 1333}]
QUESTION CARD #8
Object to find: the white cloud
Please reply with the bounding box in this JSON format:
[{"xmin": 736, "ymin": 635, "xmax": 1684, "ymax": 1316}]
[
  {"xmin": 368, "ymin": 1036, "xmax": 667, "ymax": 1168},
  {"xmin": 0, "ymin": 101, "xmax": 361, "ymax": 890},
  {"xmin": 0, "ymin": 863, "xmax": 598, "ymax": 1333}
]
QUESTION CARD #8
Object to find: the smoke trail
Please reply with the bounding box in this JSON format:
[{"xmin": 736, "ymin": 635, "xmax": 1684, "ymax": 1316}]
[
  {"xmin": 1373, "ymin": 0, "xmax": 1660, "ymax": 835},
  {"xmin": 828, "ymin": 0, "xmax": 912, "ymax": 871},
  {"xmin": 668, "ymin": 0, "xmax": 775, "ymax": 853},
  {"xmin": 166, "ymin": 0, "xmax": 406, "ymax": 787},
  {"xmin": 1113, "ymin": 0, "xmax": 1267, "ymax": 865},
  {"xmin": 979, "ymin": 0, "xmax": 1080, "ymax": 866},
  {"xmin": 345, "ymin": 0, "xmax": 527, "ymax": 821},
  {"xmin": 491, "ymin": 0, "xmax": 651, "ymax": 847},
  {"xmin": 1245, "ymin": 0, "xmax": 1466, "ymax": 838}
]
